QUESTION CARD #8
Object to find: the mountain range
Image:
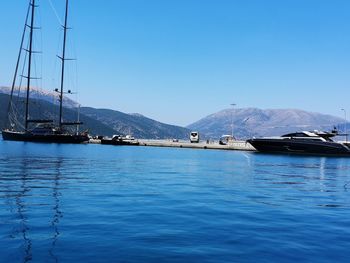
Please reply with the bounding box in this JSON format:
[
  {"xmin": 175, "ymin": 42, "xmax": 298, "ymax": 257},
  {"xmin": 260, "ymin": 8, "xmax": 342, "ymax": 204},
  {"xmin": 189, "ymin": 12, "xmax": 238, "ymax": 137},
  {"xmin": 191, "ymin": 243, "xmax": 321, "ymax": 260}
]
[
  {"xmin": 187, "ymin": 108, "xmax": 348, "ymax": 139},
  {"xmin": 0, "ymin": 90, "xmax": 189, "ymax": 139},
  {"xmin": 0, "ymin": 86, "xmax": 78, "ymax": 108},
  {"xmin": 1, "ymin": 86, "xmax": 348, "ymax": 140}
]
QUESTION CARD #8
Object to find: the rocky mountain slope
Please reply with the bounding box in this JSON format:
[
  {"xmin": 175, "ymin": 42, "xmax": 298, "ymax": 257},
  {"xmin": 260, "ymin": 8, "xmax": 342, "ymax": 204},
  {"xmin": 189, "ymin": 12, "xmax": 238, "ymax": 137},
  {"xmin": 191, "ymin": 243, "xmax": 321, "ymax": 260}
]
[
  {"xmin": 80, "ymin": 107, "xmax": 189, "ymax": 139},
  {"xmin": 2, "ymin": 86, "xmax": 347, "ymax": 141},
  {"xmin": 0, "ymin": 93, "xmax": 189, "ymax": 139},
  {"xmin": 187, "ymin": 108, "xmax": 347, "ymax": 139},
  {"xmin": 0, "ymin": 86, "xmax": 79, "ymax": 108},
  {"xmin": 0, "ymin": 93, "xmax": 117, "ymax": 136}
]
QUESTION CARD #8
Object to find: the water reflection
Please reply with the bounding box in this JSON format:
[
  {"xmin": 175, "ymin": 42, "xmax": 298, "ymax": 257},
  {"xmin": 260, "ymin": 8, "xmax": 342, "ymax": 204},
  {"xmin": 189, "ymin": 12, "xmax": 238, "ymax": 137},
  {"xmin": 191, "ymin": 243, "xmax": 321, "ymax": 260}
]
[
  {"xmin": 0, "ymin": 156, "xmax": 64, "ymax": 262},
  {"xmin": 248, "ymin": 154, "xmax": 350, "ymax": 208},
  {"xmin": 17, "ymin": 158, "xmax": 32, "ymax": 262},
  {"xmin": 49, "ymin": 158, "xmax": 63, "ymax": 263}
]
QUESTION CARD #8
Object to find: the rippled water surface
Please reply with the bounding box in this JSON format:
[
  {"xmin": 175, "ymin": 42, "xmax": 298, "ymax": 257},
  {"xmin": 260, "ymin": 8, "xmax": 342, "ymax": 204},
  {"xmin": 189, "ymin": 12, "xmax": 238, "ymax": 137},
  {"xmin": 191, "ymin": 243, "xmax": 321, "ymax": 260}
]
[{"xmin": 1, "ymin": 140, "xmax": 350, "ymax": 262}]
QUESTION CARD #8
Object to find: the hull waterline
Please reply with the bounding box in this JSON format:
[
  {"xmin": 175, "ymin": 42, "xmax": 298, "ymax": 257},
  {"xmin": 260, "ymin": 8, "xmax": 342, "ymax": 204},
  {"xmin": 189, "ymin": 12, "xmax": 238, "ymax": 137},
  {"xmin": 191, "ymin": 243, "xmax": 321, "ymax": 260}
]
[
  {"xmin": 247, "ymin": 138, "xmax": 350, "ymax": 157},
  {"xmin": 2, "ymin": 130, "xmax": 89, "ymax": 144},
  {"xmin": 100, "ymin": 138, "xmax": 139, "ymax": 146}
]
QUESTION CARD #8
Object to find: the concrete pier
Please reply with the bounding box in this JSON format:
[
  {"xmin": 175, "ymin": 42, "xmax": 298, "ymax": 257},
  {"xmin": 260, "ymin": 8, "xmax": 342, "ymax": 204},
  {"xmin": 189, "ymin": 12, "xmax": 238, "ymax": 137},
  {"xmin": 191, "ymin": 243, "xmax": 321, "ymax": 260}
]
[
  {"xmin": 89, "ymin": 138, "xmax": 255, "ymax": 151},
  {"xmin": 138, "ymin": 139, "xmax": 255, "ymax": 151}
]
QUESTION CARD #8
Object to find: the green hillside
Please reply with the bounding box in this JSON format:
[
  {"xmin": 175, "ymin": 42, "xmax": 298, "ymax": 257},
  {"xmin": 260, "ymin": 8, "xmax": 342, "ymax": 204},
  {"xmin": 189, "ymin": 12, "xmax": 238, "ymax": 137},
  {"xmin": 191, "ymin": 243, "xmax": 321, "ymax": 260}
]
[{"xmin": 0, "ymin": 93, "xmax": 189, "ymax": 139}]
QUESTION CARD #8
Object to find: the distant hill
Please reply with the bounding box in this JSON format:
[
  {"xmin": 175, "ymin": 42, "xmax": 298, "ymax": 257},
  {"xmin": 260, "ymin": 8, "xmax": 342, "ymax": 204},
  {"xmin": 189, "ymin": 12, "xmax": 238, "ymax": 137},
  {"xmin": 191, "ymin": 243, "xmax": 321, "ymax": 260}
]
[
  {"xmin": 0, "ymin": 93, "xmax": 117, "ymax": 136},
  {"xmin": 80, "ymin": 107, "xmax": 189, "ymax": 139},
  {"xmin": 0, "ymin": 93, "xmax": 189, "ymax": 139},
  {"xmin": 3, "ymin": 87, "xmax": 347, "ymax": 141},
  {"xmin": 187, "ymin": 108, "xmax": 348, "ymax": 139}
]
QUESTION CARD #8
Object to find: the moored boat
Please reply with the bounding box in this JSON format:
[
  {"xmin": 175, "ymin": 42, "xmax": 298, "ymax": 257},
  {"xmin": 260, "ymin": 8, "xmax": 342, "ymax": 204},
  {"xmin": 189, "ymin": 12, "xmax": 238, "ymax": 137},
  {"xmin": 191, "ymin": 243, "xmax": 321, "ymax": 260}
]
[
  {"xmin": 2, "ymin": 126, "xmax": 88, "ymax": 144},
  {"xmin": 101, "ymin": 135, "xmax": 140, "ymax": 146},
  {"xmin": 247, "ymin": 129, "xmax": 350, "ymax": 156},
  {"xmin": 2, "ymin": 0, "xmax": 89, "ymax": 144}
]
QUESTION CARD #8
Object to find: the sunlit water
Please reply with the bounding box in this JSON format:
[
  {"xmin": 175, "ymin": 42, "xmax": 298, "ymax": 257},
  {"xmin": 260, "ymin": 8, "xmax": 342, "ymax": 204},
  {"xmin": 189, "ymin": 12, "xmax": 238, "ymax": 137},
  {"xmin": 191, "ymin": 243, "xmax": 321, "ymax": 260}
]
[{"xmin": 0, "ymin": 140, "xmax": 350, "ymax": 262}]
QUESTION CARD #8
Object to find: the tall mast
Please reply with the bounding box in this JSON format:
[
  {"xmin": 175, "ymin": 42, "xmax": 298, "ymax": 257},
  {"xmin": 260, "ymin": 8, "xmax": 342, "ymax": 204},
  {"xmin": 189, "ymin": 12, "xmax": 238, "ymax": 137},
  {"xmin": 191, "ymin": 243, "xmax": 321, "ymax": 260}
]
[
  {"xmin": 59, "ymin": 0, "xmax": 69, "ymax": 129},
  {"xmin": 6, "ymin": 3, "xmax": 30, "ymax": 128},
  {"xmin": 24, "ymin": 0, "xmax": 36, "ymax": 130}
]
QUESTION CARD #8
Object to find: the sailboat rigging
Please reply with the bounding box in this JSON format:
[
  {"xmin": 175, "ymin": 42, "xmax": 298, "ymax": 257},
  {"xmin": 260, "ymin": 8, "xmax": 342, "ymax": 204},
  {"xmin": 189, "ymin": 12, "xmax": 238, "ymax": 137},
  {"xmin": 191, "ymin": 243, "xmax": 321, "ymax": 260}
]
[{"xmin": 2, "ymin": 0, "xmax": 89, "ymax": 143}]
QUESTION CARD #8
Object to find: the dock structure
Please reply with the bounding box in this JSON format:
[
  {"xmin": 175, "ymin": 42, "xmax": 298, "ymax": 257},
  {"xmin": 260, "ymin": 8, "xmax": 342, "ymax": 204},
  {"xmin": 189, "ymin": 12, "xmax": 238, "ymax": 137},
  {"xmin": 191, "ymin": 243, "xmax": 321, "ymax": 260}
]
[
  {"xmin": 138, "ymin": 139, "xmax": 255, "ymax": 151},
  {"xmin": 89, "ymin": 138, "xmax": 256, "ymax": 151}
]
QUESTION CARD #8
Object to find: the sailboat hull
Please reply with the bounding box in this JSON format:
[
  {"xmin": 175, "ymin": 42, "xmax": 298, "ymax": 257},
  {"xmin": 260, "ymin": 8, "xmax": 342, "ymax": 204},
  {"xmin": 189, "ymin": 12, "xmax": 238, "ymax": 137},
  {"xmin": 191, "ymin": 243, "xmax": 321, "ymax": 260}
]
[{"xmin": 2, "ymin": 130, "xmax": 89, "ymax": 144}]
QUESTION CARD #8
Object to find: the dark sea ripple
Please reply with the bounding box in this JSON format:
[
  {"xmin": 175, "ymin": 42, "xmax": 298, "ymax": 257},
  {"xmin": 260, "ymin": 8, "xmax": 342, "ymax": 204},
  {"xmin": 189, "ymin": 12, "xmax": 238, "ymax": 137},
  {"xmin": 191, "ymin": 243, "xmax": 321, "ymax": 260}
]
[{"xmin": 0, "ymin": 140, "xmax": 350, "ymax": 262}]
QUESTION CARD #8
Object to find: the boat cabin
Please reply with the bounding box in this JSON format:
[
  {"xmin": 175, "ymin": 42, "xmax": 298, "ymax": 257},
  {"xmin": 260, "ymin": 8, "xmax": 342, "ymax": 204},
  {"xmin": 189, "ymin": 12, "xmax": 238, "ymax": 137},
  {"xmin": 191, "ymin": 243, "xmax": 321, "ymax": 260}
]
[{"xmin": 281, "ymin": 131, "xmax": 335, "ymax": 142}]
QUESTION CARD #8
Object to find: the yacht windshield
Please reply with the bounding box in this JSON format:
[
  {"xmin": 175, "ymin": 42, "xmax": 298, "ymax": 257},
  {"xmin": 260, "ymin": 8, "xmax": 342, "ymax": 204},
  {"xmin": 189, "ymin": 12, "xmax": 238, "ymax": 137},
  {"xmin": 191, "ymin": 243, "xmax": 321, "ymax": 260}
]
[{"xmin": 282, "ymin": 132, "xmax": 310, "ymax": 137}]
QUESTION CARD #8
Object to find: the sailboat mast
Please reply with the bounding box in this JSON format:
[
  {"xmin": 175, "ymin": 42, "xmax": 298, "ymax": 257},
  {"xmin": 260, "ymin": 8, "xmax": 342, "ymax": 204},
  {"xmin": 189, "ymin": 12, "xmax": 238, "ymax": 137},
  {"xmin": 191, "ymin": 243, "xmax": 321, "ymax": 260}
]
[
  {"xmin": 6, "ymin": 3, "xmax": 30, "ymax": 129},
  {"xmin": 59, "ymin": 0, "xmax": 69, "ymax": 129},
  {"xmin": 25, "ymin": 0, "xmax": 36, "ymax": 130}
]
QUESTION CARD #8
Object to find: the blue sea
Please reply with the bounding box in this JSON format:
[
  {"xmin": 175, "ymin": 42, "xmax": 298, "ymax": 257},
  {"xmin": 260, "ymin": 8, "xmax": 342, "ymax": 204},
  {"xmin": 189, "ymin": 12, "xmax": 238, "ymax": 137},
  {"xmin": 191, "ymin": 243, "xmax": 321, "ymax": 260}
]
[{"xmin": 0, "ymin": 140, "xmax": 350, "ymax": 263}]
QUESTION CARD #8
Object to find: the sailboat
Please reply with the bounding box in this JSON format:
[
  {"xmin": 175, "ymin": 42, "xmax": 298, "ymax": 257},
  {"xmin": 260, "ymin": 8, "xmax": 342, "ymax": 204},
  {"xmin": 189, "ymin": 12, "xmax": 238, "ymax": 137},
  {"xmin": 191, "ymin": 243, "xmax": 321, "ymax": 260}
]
[{"xmin": 2, "ymin": 0, "xmax": 89, "ymax": 143}]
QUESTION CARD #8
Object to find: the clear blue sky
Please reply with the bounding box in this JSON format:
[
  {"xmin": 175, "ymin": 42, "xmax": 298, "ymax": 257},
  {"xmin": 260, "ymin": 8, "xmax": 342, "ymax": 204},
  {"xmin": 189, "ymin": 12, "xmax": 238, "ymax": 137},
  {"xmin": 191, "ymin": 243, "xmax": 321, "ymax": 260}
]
[{"xmin": 1, "ymin": 0, "xmax": 350, "ymax": 126}]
